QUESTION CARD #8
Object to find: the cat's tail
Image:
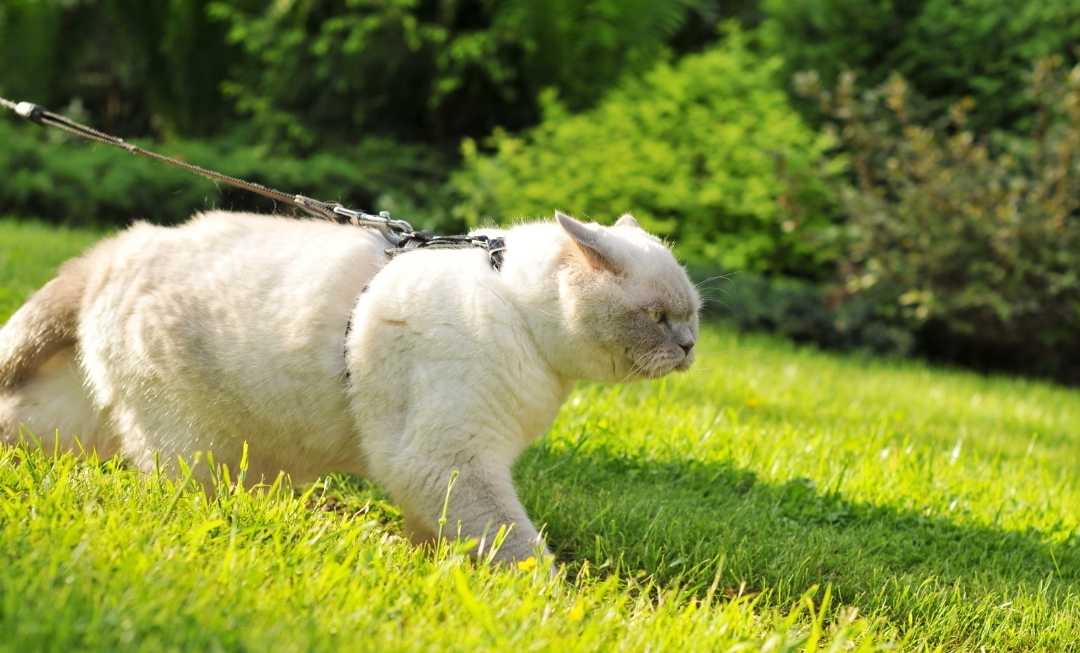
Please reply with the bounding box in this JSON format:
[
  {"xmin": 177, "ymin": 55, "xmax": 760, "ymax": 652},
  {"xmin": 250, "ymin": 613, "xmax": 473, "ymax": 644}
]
[
  {"xmin": 0, "ymin": 255, "xmax": 116, "ymax": 452},
  {"xmin": 0, "ymin": 256, "xmax": 88, "ymax": 390}
]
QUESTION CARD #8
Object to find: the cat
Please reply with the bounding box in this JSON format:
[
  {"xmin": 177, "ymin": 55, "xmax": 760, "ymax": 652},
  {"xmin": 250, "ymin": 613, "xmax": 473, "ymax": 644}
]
[{"xmin": 0, "ymin": 210, "xmax": 700, "ymax": 563}]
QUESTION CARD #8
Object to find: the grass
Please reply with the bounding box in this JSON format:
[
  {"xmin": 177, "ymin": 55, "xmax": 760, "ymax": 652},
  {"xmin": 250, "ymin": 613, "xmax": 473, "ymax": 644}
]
[{"xmin": 1, "ymin": 218, "xmax": 1078, "ymax": 652}]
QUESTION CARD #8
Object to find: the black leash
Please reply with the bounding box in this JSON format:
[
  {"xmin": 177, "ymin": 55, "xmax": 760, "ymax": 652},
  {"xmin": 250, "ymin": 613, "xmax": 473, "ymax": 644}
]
[{"xmin": 0, "ymin": 96, "xmax": 505, "ymax": 269}]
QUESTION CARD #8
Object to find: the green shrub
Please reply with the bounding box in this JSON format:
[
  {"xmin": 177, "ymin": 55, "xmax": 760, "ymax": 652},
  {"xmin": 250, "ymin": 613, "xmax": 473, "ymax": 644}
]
[
  {"xmin": 3, "ymin": 2, "xmax": 719, "ymax": 149},
  {"xmin": 452, "ymin": 29, "xmax": 840, "ymax": 277},
  {"xmin": 760, "ymin": 0, "xmax": 1080, "ymax": 133},
  {"xmin": 0, "ymin": 0, "xmax": 233, "ymax": 137},
  {"xmin": 798, "ymin": 58, "xmax": 1080, "ymax": 382},
  {"xmin": 696, "ymin": 270, "xmax": 914, "ymax": 356},
  {"xmin": 209, "ymin": 0, "xmax": 702, "ymax": 150},
  {"xmin": 0, "ymin": 121, "xmax": 455, "ymax": 231}
]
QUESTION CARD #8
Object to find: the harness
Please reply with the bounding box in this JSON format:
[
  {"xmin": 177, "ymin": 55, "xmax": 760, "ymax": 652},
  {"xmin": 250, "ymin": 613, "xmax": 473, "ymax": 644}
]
[{"xmin": 0, "ymin": 96, "xmax": 506, "ymax": 270}]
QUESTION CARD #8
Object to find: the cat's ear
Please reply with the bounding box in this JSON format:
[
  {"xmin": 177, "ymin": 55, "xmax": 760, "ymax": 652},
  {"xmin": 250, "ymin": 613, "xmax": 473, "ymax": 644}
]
[
  {"xmin": 615, "ymin": 213, "xmax": 641, "ymax": 229},
  {"xmin": 556, "ymin": 211, "xmax": 621, "ymax": 274}
]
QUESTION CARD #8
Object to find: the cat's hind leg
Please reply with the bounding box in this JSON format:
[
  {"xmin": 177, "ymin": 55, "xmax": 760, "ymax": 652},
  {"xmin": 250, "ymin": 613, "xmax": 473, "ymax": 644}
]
[{"xmin": 0, "ymin": 347, "xmax": 116, "ymax": 457}]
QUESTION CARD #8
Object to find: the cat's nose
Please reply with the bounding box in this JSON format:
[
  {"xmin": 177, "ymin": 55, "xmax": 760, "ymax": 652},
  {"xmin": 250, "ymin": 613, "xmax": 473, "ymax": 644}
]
[{"xmin": 673, "ymin": 324, "xmax": 695, "ymax": 356}]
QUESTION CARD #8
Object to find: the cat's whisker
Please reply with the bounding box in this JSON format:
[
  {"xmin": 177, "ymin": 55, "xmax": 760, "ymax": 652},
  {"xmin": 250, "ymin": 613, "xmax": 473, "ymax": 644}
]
[{"xmin": 693, "ymin": 273, "xmax": 734, "ymax": 289}]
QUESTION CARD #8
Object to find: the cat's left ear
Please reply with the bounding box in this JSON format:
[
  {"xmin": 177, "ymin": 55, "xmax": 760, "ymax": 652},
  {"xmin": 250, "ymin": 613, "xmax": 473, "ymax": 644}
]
[
  {"xmin": 615, "ymin": 214, "xmax": 641, "ymax": 229},
  {"xmin": 556, "ymin": 211, "xmax": 621, "ymax": 274}
]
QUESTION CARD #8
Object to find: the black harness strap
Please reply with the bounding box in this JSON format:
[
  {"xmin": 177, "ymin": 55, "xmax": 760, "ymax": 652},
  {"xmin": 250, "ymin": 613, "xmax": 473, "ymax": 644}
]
[{"xmin": 387, "ymin": 233, "xmax": 506, "ymax": 270}]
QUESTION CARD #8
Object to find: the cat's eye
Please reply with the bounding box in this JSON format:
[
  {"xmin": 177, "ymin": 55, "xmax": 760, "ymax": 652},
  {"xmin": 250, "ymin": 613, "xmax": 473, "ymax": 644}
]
[{"xmin": 647, "ymin": 308, "xmax": 667, "ymax": 323}]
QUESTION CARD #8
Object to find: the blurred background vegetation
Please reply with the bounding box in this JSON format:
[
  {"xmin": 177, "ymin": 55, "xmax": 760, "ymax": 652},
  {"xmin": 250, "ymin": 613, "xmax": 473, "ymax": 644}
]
[{"xmin": 1, "ymin": 0, "xmax": 1078, "ymax": 383}]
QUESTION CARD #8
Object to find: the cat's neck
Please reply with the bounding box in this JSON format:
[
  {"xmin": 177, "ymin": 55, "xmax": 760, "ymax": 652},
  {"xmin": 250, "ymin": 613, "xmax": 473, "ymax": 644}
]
[{"xmin": 496, "ymin": 223, "xmax": 614, "ymax": 382}]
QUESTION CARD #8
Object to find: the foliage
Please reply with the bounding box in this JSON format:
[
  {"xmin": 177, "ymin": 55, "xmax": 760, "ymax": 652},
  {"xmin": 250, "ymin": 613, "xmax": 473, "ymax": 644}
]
[
  {"xmin": 760, "ymin": 0, "xmax": 1080, "ymax": 133},
  {"xmin": 0, "ymin": 1, "xmax": 726, "ymax": 233},
  {"xmin": 0, "ymin": 0, "xmax": 233, "ymax": 137},
  {"xmin": 3, "ymin": 229, "xmax": 1080, "ymax": 650},
  {"xmin": 700, "ymin": 272, "xmax": 914, "ymax": 356},
  {"xmin": 453, "ymin": 30, "xmax": 841, "ymax": 277},
  {"xmin": 0, "ymin": 1, "xmax": 718, "ymax": 150},
  {"xmin": 797, "ymin": 58, "xmax": 1080, "ymax": 383},
  {"xmin": 0, "ymin": 120, "xmax": 455, "ymax": 231},
  {"xmin": 207, "ymin": 0, "xmax": 704, "ymax": 150}
]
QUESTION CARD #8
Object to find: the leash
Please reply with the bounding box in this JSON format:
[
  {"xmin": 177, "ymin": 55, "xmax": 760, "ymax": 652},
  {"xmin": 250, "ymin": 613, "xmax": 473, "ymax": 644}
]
[{"xmin": 0, "ymin": 96, "xmax": 505, "ymax": 269}]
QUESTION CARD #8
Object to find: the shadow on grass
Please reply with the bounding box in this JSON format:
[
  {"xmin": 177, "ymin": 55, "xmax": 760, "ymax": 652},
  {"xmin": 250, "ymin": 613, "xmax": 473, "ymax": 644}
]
[{"xmin": 516, "ymin": 443, "xmax": 1080, "ymax": 606}]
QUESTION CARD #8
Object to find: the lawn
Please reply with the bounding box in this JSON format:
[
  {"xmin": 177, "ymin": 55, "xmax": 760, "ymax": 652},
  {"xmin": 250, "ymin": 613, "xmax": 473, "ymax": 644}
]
[{"xmin": 1, "ymin": 219, "xmax": 1078, "ymax": 652}]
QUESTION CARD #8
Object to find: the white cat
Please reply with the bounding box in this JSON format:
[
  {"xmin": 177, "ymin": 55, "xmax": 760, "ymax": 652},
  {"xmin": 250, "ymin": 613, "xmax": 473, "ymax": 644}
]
[{"xmin": 0, "ymin": 210, "xmax": 699, "ymax": 562}]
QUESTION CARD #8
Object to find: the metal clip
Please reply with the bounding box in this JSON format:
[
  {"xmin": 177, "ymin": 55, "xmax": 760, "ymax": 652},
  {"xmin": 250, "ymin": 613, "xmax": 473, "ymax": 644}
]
[{"xmin": 331, "ymin": 206, "xmax": 415, "ymax": 247}]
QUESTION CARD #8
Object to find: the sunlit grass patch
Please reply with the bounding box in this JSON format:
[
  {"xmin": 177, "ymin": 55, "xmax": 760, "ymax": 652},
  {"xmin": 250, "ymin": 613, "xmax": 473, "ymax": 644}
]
[{"xmin": 1, "ymin": 219, "xmax": 1078, "ymax": 651}]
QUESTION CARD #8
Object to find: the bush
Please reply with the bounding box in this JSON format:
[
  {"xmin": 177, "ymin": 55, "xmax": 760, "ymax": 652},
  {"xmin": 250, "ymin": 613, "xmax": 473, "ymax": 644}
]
[
  {"xmin": 3, "ymin": 2, "xmax": 720, "ymax": 150},
  {"xmin": 0, "ymin": 0, "xmax": 233, "ymax": 137},
  {"xmin": 798, "ymin": 58, "xmax": 1080, "ymax": 383},
  {"xmin": 452, "ymin": 29, "xmax": 841, "ymax": 277},
  {"xmin": 760, "ymin": 0, "xmax": 1080, "ymax": 133},
  {"xmin": 210, "ymin": 0, "xmax": 703, "ymax": 151},
  {"xmin": 0, "ymin": 120, "xmax": 455, "ymax": 232},
  {"xmin": 696, "ymin": 271, "xmax": 914, "ymax": 356}
]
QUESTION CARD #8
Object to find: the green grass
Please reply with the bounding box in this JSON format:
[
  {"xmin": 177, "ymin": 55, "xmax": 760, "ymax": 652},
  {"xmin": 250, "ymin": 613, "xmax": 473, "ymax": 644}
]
[{"xmin": 1, "ymin": 218, "xmax": 1078, "ymax": 652}]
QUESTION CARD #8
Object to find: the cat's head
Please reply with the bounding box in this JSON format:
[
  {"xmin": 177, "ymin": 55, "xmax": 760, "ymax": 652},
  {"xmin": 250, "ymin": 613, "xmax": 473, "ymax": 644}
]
[{"xmin": 555, "ymin": 211, "xmax": 700, "ymax": 381}]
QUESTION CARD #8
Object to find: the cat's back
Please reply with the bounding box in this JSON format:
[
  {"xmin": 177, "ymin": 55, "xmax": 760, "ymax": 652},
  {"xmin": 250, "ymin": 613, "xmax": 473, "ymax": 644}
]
[
  {"xmin": 87, "ymin": 211, "xmax": 386, "ymax": 284},
  {"xmin": 85, "ymin": 209, "xmax": 389, "ymax": 348},
  {"xmin": 79, "ymin": 212, "xmax": 390, "ymax": 444},
  {"xmin": 83, "ymin": 211, "xmax": 387, "ymax": 312}
]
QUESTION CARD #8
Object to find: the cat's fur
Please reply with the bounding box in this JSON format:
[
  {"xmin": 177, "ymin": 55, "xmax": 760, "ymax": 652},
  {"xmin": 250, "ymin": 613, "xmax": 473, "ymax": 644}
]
[{"xmin": 0, "ymin": 210, "xmax": 699, "ymax": 562}]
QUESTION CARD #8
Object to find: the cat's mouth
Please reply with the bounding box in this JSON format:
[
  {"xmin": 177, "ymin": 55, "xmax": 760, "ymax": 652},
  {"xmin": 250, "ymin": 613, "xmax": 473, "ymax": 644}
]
[{"xmin": 631, "ymin": 347, "xmax": 693, "ymax": 379}]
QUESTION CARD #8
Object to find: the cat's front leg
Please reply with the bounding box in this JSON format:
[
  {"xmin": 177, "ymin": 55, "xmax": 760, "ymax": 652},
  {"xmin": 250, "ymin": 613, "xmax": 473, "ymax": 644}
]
[{"xmin": 384, "ymin": 455, "xmax": 549, "ymax": 564}]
